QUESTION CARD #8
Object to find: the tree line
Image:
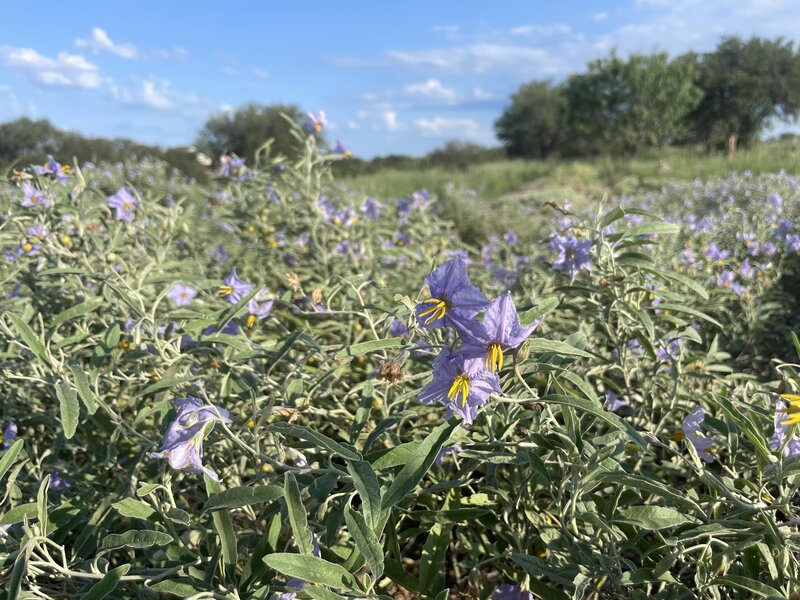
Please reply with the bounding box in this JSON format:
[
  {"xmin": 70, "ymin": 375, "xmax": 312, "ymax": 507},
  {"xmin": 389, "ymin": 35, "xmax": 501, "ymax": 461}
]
[{"xmin": 495, "ymin": 36, "xmax": 800, "ymax": 158}]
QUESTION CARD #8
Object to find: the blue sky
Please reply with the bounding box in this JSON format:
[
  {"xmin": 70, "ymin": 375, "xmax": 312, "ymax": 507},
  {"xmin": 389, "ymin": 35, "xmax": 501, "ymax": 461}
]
[{"xmin": 0, "ymin": 1, "xmax": 798, "ymax": 157}]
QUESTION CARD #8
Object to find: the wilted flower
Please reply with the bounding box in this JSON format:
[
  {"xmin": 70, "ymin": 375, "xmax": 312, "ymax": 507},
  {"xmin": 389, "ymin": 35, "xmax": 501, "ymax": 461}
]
[
  {"xmin": 551, "ymin": 235, "xmax": 592, "ymax": 280},
  {"xmin": 456, "ymin": 293, "xmax": 539, "ymax": 373},
  {"xmin": 21, "ymin": 183, "xmax": 51, "ymax": 208},
  {"xmin": 148, "ymin": 396, "xmax": 231, "ymax": 480},
  {"xmin": 435, "ymin": 444, "xmax": 462, "ymax": 466},
  {"xmin": 770, "ymin": 398, "xmax": 800, "ymax": 458},
  {"xmin": 491, "ymin": 584, "xmax": 534, "ymax": 600},
  {"xmin": 415, "ymin": 257, "xmax": 489, "ymax": 329},
  {"xmin": 678, "ymin": 406, "xmax": 714, "ymax": 463},
  {"xmin": 167, "ymin": 283, "xmax": 197, "ymax": 307},
  {"xmin": 218, "ymin": 268, "xmax": 253, "ymax": 303},
  {"xmin": 212, "ymin": 244, "xmax": 229, "ymax": 264},
  {"xmin": 107, "ymin": 187, "xmax": 138, "ymax": 223},
  {"xmin": 1, "ymin": 419, "xmax": 17, "ymax": 449},
  {"xmin": 246, "ymin": 288, "xmax": 274, "ymax": 327},
  {"xmin": 418, "ymin": 349, "xmax": 501, "ymax": 424}
]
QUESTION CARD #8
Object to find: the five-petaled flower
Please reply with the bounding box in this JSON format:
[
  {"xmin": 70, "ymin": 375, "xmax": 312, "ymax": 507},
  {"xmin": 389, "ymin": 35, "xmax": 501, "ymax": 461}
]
[
  {"xmin": 455, "ymin": 292, "xmax": 539, "ymax": 373},
  {"xmin": 167, "ymin": 283, "xmax": 197, "ymax": 307},
  {"xmin": 551, "ymin": 235, "xmax": 592, "ymax": 280},
  {"xmin": 418, "ymin": 349, "xmax": 501, "ymax": 424},
  {"xmin": 771, "ymin": 397, "xmax": 800, "ymax": 458},
  {"xmin": 107, "ymin": 187, "xmax": 138, "ymax": 223},
  {"xmin": 148, "ymin": 396, "xmax": 231, "ymax": 481},
  {"xmin": 218, "ymin": 154, "xmax": 246, "ymax": 178},
  {"xmin": 307, "ymin": 110, "xmax": 327, "ymax": 132},
  {"xmin": 218, "ymin": 268, "xmax": 254, "ymax": 304},
  {"xmin": 415, "ymin": 257, "xmax": 489, "ymax": 329},
  {"xmin": 333, "ymin": 140, "xmax": 352, "ymax": 159},
  {"xmin": 676, "ymin": 406, "xmax": 714, "ymax": 463},
  {"xmin": 35, "ymin": 155, "xmax": 71, "ymax": 185},
  {"xmin": 1, "ymin": 419, "xmax": 17, "ymax": 449},
  {"xmin": 246, "ymin": 288, "xmax": 274, "ymax": 327},
  {"xmin": 21, "ymin": 183, "xmax": 51, "ymax": 208}
]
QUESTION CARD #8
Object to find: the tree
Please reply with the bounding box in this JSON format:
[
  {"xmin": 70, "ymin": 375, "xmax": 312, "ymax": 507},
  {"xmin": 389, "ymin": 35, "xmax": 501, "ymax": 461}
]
[
  {"xmin": 686, "ymin": 37, "xmax": 800, "ymax": 149},
  {"xmin": 565, "ymin": 52, "xmax": 702, "ymax": 155},
  {"xmin": 196, "ymin": 103, "xmax": 308, "ymax": 163},
  {"xmin": 494, "ymin": 81, "xmax": 567, "ymax": 158}
]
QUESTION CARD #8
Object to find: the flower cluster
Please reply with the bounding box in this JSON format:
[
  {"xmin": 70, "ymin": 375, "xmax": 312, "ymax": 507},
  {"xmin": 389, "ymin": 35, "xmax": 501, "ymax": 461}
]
[{"xmin": 415, "ymin": 257, "xmax": 539, "ymax": 424}]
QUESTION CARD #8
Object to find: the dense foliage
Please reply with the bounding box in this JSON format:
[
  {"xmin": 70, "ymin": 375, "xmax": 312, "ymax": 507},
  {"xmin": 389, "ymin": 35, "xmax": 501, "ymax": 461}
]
[
  {"xmin": 3, "ymin": 121, "xmax": 800, "ymax": 599},
  {"xmin": 496, "ymin": 36, "xmax": 800, "ymax": 158}
]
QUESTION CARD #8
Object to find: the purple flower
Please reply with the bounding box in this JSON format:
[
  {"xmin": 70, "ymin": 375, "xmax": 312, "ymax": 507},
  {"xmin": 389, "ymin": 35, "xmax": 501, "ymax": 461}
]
[
  {"xmin": 397, "ymin": 197, "xmax": 412, "ymax": 214},
  {"xmin": 738, "ymin": 258, "xmax": 757, "ymax": 279},
  {"xmin": 306, "ymin": 110, "xmax": 327, "ymax": 132},
  {"xmin": 333, "ymin": 140, "xmax": 352, "ymax": 158},
  {"xmin": 680, "ymin": 406, "xmax": 714, "ymax": 463},
  {"xmin": 2, "ymin": 419, "xmax": 17, "ymax": 449},
  {"xmin": 167, "ymin": 283, "xmax": 197, "ymax": 307},
  {"xmin": 49, "ymin": 469, "xmax": 72, "ymax": 491},
  {"xmin": 26, "ymin": 223, "xmax": 48, "ymax": 240},
  {"xmin": 503, "ymin": 231, "xmax": 519, "ymax": 246},
  {"xmin": 551, "ymin": 236, "xmax": 592, "ymax": 280},
  {"xmin": 246, "ymin": 289, "xmax": 274, "ymax": 328},
  {"xmin": 435, "ymin": 444, "xmax": 462, "ymax": 466},
  {"xmin": 361, "ymin": 197, "xmax": 380, "ymax": 220},
  {"xmin": 218, "ymin": 154, "xmax": 246, "ymax": 178},
  {"xmin": 36, "ymin": 155, "xmax": 71, "ymax": 185},
  {"xmin": 418, "ymin": 349, "xmax": 501, "ymax": 424},
  {"xmin": 770, "ymin": 399, "xmax": 800, "ymax": 458},
  {"xmin": 396, "ymin": 231, "xmax": 410, "ymax": 246},
  {"xmin": 21, "ymin": 183, "xmax": 51, "ymax": 208},
  {"xmin": 656, "ymin": 338, "xmax": 683, "ymax": 363},
  {"xmin": 703, "ymin": 242, "xmax": 730, "ymax": 262},
  {"xmin": 456, "ymin": 293, "xmax": 539, "ymax": 373},
  {"xmin": 218, "ymin": 268, "xmax": 253, "ymax": 304},
  {"xmin": 148, "ymin": 396, "xmax": 231, "ymax": 481},
  {"xmin": 415, "ymin": 257, "xmax": 489, "ymax": 329},
  {"xmin": 107, "ymin": 187, "xmax": 138, "ymax": 223},
  {"xmin": 492, "ymin": 584, "xmax": 534, "ymax": 600},
  {"xmin": 603, "ymin": 390, "xmax": 627, "ymax": 412},
  {"xmin": 715, "ymin": 270, "xmax": 745, "ymax": 295},
  {"xmin": 212, "ymin": 244, "xmax": 229, "ymax": 264},
  {"xmin": 388, "ymin": 319, "xmax": 408, "ymax": 338}
]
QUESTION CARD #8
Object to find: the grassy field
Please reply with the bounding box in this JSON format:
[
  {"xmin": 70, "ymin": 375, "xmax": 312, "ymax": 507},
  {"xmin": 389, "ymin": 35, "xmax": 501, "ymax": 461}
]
[{"xmin": 342, "ymin": 138, "xmax": 800, "ymax": 200}]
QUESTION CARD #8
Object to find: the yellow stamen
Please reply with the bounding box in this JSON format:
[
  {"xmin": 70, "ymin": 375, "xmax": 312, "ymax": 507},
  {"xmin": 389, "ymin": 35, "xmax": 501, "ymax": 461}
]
[
  {"xmin": 314, "ymin": 123, "xmax": 322, "ymax": 132},
  {"xmin": 671, "ymin": 431, "xmax": 685, "ymax": 442},
  {"xmin": 246, "ymin": 314, "xmax": 257, "ymax": 328},
  {"xmin": 218, "ymin": 285, "xmax": 234, "ymax": 297},
  {"xmin": 485, "ymin": 342, "xmax": 504, "ymax": 373},
  {"xmin": 22, "ymin": 242, "xmax": 33, "ymax": 253},
  {"xmin": 780, "ymin": 394, "xmax": 800, "ymax": 426},
  {"xmin": 447, "ymin": 374, "xmax": 470, "ymax": 407},
  {"xmin": 344, "ymin": 150, "xmax": 352, "ymax": 159},
  {"xmin": 61, "ymin": 165, "xmax": 72, "ymax": 175},
  {"xmin": 123, "ymin": 202, "xmax": 131, "ymax": 211},
  {"xmin": 418, "ymin": 297, "xmax": 447, "ymax": 324}
]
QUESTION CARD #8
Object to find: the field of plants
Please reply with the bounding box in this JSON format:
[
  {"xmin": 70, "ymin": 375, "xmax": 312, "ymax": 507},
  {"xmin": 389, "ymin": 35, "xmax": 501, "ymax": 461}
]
[{"xmin": 3, "ymin": 120, "xmax": 800, "ymax": 599}]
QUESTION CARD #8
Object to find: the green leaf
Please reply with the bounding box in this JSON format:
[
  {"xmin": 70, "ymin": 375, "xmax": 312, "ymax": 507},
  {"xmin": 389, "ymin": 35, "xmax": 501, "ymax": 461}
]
[
  {"xmin": 709, "ymin": 575, "xmax": 783, "ymax": 598},
  {"xmin": 526, "ymin": 338, "xmax": 594, "ymax": 359},
  {"xmin": 100, "ymin": 530, "xmax": 173, "ymax": 551},
  {"xmin": 263, "ymin": 553, "xmax": 359, "ymax": 591},
  {"xmin": 56, "ymin": 382, "xmax": 80, "ymax": 439},
  {"xmin": 382, "ymin": 420, "xmax": 458, "ymax": 509},
  {"xmin": 80, "ymin": 564, "xmax": 130, "ymax": 600},
  {"xmin": 0, "ymin": 503, "xmax": 38, "ymax": 526},
  {"xmin": 0, "ymin": 439, "xmax": 25, "ymax": 484},
  {"xmin": 538, "ymin": 394, "xmax": 646, "ymax": 450},
  {"xmin": 640, "ymin": 266, "xmax": 709, "ymax": 301},
  {"xmin": 284, "ymin": 472, "xmax": 313, "ymax": 555},
  {"xmin": 37, "ymin": 474, "xmax": 49, "ymax": 534},
  {"xmin": 518, "ymin": 297, "xmax": 559, "ymax": 325},
  {"xmin": 617, "ymin": 506, "xmax": 699, "ymax": 530},
  {"xmin": 203, "ymin": 485, "xmax": 283, "ymax": 512},
  {"xmin": 147, "ymin": 580, "xmax": 211, "ymax": 596},
  {"xmin": 599, "ymin": 206, "xmax": 626, "ymax": 229},
  {"xmin": 347, "ymin": 460, "xmax": 382, "ymax": 531},
  {"xmin": 7, "ymin": 544, "xmax": 29, "ymax": 600},
  {"xmin": 7, "ymin": 312, "xmax": 52, "ymax": 367},
  {"xmin": 271, "ymin": 423, "xmax": 362, "ymax": 461},
  {"xmin": 51, "ymin": 297, "xmax": 104, "ymax": 330},
  {"xmin": 112, "ymin": 498, "xmax": 156, "ymax": 520},
  {"xmin": 419, "ymin": 522, "xmax": 451, "ymax": 592},
  {"xmin": 334, "ymin": 337, "xmax": 405, "ymax": 359},
  {"xmin": 344, "ymin": 505, "xmax": 384, "ymax": 580},
  {"xmin": 370, "ymin": 441, "xmax": 422, "ymax": 470},
  {"xmin": 205, "ymin": 477, "xmax": 238, "ymax": 573},
  {"xmin": 625, "ymin": 222, "xmax": 681, "ymax": 237},
  {"xmin": 69, "ymin": 365, "xmax": 99, "ymax": 415},
  {"xmin": 596, "ymin": 472, "xmax": 703, "ymax": 513}
]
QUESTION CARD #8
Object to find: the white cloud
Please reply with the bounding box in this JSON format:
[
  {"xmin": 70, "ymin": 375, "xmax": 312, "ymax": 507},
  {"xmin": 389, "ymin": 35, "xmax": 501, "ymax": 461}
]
[
  {"xmin": 252, "ymin": 67, "xmax": 269, "ymax": 79},
  {"xmin": 473, "ymin": 87, "xmax": 499, "ymax": 101},
  {"xmin": 592, "ymin": 12, "xmax": 609, "ymax": 22},
  {"xmin": 510, "ymin": 23, "xmax": 572, "ymax": 36},
  {"xmin": 218, "ymin": 103, "xmax": 234, "ymax": 113},
  {"xmin": 76, "ymin": 27, "xmax": 138, "ymax": 59},
  {"xmin": 404, "ymin": 78, "xmax": 459, "ymax": 104},
  {"xmin": 0, "ymin": 46, "xmax": 102, "ymax": 88},
  {"xmin": 415, "ymin": 116, "xmax": 481, "ymax": 137},
  {"xmin": 386, "ymin": 44, "xmax": 564, "ymax": 75},
  {"xmin": 141, "ymin": 79, "xmax": 172, "ymax": 109},
  {"xmin": 347, "ymin": 120, "xmax": 360, "ymax": 130},
  {"xmin": 110, "ymin": 77, "xmax": 199, "ymax": 111},
  {"xmin": 384, "ymin": 111, "xmax": 400, "ymax": 130}
]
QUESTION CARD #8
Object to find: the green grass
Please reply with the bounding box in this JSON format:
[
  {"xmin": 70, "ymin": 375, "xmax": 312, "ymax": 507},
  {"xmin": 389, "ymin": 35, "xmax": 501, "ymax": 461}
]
[{"xmin": 342, "ymin": 139, "xmax": 800, "ymax": 201}]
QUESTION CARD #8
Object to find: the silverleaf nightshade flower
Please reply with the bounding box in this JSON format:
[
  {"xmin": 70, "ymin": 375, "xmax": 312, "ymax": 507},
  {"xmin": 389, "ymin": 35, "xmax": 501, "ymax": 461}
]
[
  {"xmin": 677, "ymin": 406, "xmax": 714, "ymax": 463},
  {"xmin": 455, "ymin": 292, "xmax": 539, "ymax": 373},
  {"xmin": 218, "ymin": 268, "xmax": 253, "ymax": 303},
  {"xmin": 167, "ymin": 283, "xmax": 197, "ymax": 307},
  {"xmin": 148, "ymin": 396, "xmax": 231, "ymax": 481},
  {"xmin": 770, "ymin": 398, "xmax": 800, "ymax": 458},
  {"xmin": 1, "ymin": 419, "xmax": 17, "ymax": 449},
  {"xmin": 107, "ymin": 187, "xmax": 138, "ymax": 223},
  {"xmin": 418, "ymin": 349, "xmax": 501, "ymax": 424},
  {"xmin": 415, "ymin": 257, "xmax": 489, "ymax": 329},
  {"xmin": 246, "ymin": 288, "xmax": 274, "ymax": 328}
]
